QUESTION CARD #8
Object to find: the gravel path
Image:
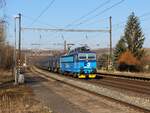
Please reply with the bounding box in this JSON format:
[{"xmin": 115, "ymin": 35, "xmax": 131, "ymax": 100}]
[
  {"xmin": 27, "ymin": 68, "xmax": 149, "ymax": 113},
  {"xmin": 25, "ymin": 73, "xmax": 89, "ymax": 113}
]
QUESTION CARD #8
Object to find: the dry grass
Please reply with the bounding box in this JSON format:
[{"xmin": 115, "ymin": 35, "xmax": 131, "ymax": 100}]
[
  {"xmin": 0, "ymin": 85, "xmax": 51, "ymax": 113},
  {"xmin": 0, "ymin": 69, "xmax": 13, "ymax": 84},
  {"xmin": 0, "ymin": 69, "xmax": 51, "ymax": 113}
]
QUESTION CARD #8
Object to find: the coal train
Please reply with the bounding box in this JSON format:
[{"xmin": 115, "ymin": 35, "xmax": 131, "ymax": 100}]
[{"xmin": 38, "ymin": 46, "xmax": 97, "ymax": 78}]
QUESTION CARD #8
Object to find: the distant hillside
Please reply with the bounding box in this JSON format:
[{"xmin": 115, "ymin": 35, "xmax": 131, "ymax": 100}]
[
  {"xmin": 93, "ymin": 48, "xmax": 111, "ymax": 57},
  {"xmin": 22, "ymin": 48, "xmax": 150, "ymax": 57},
  {"xmin": 93, "ymin": 48, "xmax": 150, "ymax": 56}
]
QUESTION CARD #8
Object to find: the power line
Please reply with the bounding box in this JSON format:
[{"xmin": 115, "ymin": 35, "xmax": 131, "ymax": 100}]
[
  {"xmin": 30, "ymin": 0, "xmax": 56, "ymax": 26},
  {"xmin": 74, "ymin": 0, "xmax": 125, "ymax": 27},
  {"xmin": 22, "ymin": 14, "xmax": 60, "ymax": 39},
  {"xmin": 82, "ymin": 16, "xmax": 109, "ymax": 26},
  {"xmin": 65, "ymin": 0, "xmax": 112, "ymax": 28},
  {"xmin": 139, "ymin": 12, "xmax": 150, "ymax": 18},
  {"xmin": 112, "ymin": 11, "xmax": 150, "ymax": 30},
  {"xmin": 22, "ymin": 14, "xmax": 58, "ymax": 28}
]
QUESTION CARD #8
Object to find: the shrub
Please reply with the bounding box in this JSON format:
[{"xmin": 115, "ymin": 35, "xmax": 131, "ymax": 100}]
[{"xmin": 118, "ymin": 50, "xmax": 141, "ymax": 72}]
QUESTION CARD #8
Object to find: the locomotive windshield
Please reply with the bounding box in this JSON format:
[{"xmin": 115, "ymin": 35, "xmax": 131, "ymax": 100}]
[
  {"xmin": 78, "ymin": 53, "xmax": 96, "ymax": 60},
  {"xmin": 78, "ymin": 54, "xmax": 86, "ymax": 60},
  {"xmin": 88, "ymin": 53, "xmax": 96, "ymax": 60}
]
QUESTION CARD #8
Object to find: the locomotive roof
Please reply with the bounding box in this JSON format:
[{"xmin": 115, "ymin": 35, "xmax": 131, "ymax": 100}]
[
  {"xmin": 69, "ymin": 46, "xmax": 90, "ymax": 52},
  {"xmin": 61, "ymin": 51, "xmax": 96, "ymax": 57}
]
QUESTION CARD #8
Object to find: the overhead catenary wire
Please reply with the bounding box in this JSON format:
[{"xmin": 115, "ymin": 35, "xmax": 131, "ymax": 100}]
[
  {"xmin": 65, "ymin": 0, "xmax": 112, "ymax": 28},
  {"xmin": 81, "ymin": 16, "xmax": 109, "ymax": 26},
  {"xmin": 22, "ymin": 14, "xmax": 59, "ymax": 28},
  {"xmin": 112, "ymin": 11, "xmax": 150, "ymax": 30},
  {"xmin": 59, "ymin": 0, "xmax": 112, "ymax": 43},
  {"xmin": 73, "ymin": 0, "xmax": 125, "ymax": 27},
  {"xmin": 30, "ymin": 0, "xmax": 56, "ymax": 26},
  {"xmin": 139, "ymin": 12, "xmax": 150, "ymax": 18}
]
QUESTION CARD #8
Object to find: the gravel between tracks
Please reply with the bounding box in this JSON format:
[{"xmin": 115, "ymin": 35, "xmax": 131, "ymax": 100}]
[{"xmin": 33, "ymin": 67, "xmax": 150, "ymax": 111}]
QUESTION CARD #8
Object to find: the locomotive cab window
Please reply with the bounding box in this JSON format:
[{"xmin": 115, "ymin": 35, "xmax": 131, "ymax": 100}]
[
  {"xmin": 78, "ymin": 53, "xmax": 87, "ymax": 60},
  {"xmin": 88, "ymin": 53, "xmax": 96, "ymax": 60},
  {"xmin": 78, "ymin": 53, "xmax": 96, "ymax": 60}
]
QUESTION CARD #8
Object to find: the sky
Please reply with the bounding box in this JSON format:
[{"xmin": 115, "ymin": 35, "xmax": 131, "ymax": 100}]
[{"xmin": 0, "ymin": 0, "xmax": 150, "ymax": 50}]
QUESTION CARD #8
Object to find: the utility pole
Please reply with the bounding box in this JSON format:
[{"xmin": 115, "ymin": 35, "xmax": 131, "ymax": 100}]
[
  {"xmin": 109, "ymin": 16, "xmax": 112, "ymax": 66},
  {"xmin": 18, "ymin": 13, "xmax": 21, "ymax": 78},
  {"xmin": 14, "ymin": 16, "xmax": 17, "ymax": 84},
  {"xmin": 18, "ymin": 13, "xmax": 21, "ymax": 63}
]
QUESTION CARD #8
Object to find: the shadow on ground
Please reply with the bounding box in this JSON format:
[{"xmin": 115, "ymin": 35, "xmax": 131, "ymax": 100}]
[{"xmin": 25, "ymin": 73, "xmax": 48, "ymax": 85}]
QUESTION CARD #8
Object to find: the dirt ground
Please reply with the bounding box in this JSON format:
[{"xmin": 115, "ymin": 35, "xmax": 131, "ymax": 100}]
[{"xmin": 0, "ymin": 69, "xmax": 51, "ymax": 113}]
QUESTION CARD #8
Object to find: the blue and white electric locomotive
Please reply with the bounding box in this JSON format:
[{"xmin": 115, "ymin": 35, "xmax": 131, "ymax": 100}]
[{"xmin": 60, "ymin": 46, "xmax": 97, "ymax": 78}]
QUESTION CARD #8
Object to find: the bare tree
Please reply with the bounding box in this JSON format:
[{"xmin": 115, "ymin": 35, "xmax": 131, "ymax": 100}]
[{"xmin": 0, "ymin": 20, "xmax": 5, "ymax": 43}]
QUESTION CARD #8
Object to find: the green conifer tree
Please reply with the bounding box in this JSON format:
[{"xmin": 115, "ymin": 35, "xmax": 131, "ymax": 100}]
[
  {"xmin": 114, "ymin": 36, "xmax": 126, "ymax": 62},
  {"xmin": 124, "ymin": 12, "xmax": 145, "ymax": 59},
  {"xmin": 114, "ymin": 12, "xmax": 145, "ymax": 62}
]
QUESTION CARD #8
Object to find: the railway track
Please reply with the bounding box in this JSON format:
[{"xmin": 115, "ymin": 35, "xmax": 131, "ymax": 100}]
[
  {"xmin": 97, "ymin": 72, "xmax": 150, "ymax": 81},
  {"xmin": 37, "ymin": 65, "xmax": 150, "ymax": 95},
  {"xmin": 38, "ymin": 65, "xmax": 150, "ymax": 81},
  {"xmin": 32, "ymin": 66, "xmax": 150, "ymax": 112},
  {"xmin": 85, "ymin": 77, "xmax": 150, "ymax": 95}
]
